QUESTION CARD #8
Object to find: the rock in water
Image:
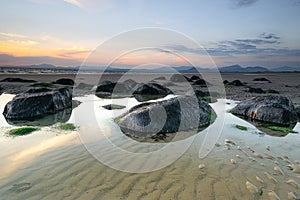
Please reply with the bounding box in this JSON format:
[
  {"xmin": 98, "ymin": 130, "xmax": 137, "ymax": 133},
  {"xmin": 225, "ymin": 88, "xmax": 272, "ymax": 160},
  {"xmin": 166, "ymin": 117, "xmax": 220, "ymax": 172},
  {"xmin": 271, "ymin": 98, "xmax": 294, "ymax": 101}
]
[
  {"xmin": 3, "ymin": 88, "xmax": 72, "ymax": 119},
  {"xmin": 116, "ymin": 95, "xmax": 216, "ymax": 138},
  {"xmin": 53, "ymin": 78, "xmax": 74, "ymax": 86},
  {"xmin": 232, "ymin": 95, "xmax": 298, "ymax": 126},
  {"xmin": 133, "ymin": 83, "xmax": 171, "ymax": 102}
]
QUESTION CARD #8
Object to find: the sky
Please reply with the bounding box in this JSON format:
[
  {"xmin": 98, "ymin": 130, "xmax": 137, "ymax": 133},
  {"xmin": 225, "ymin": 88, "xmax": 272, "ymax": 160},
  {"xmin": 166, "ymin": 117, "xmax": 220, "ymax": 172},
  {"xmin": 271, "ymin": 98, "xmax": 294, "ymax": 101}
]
[{"xmin": 0, "ymin": 0, "xmax": 300, "ymax": 68}]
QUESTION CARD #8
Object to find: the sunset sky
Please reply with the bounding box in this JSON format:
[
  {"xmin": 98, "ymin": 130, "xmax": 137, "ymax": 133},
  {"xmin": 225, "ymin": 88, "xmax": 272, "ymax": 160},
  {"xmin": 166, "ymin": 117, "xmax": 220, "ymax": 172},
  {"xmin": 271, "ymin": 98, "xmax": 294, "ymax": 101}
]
[{"xmin": 0, "ymin": 0, "xmax": 300, "ymax": 68}]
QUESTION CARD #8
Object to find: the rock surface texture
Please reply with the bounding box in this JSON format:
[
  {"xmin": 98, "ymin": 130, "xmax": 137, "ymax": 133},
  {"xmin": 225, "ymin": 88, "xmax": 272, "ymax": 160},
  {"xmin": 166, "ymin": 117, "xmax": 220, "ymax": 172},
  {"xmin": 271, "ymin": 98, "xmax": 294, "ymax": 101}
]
[
  {"xmin": 117, "ymin": 95, "xmax": 216, "ymax": 137},
  {"xmin": 3, "ymin": 88, "xmax": 72, "ymax": 119},
  {"xmin": 232, "ymin": 95, "xmax": 298, "ymax": 126}
]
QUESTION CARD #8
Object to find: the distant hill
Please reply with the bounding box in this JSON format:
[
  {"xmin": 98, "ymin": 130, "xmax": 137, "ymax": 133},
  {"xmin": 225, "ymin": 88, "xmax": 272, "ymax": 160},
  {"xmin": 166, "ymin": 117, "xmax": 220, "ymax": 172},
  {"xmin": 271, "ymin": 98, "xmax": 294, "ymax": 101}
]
[
  {"xmin": 219, "ymin": 65, "xmax": 269, "ymax": 72},
  {"xmin": 0, "ymin": 64, "xmax": 299, "ymax": 73}
]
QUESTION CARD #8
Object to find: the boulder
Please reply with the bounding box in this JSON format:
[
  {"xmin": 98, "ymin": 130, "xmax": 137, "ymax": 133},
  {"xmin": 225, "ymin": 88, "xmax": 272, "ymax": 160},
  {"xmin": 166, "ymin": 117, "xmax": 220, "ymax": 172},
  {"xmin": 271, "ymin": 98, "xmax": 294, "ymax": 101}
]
[
  {"xmin": 3, "ymin": 88, "xmax": 72, "ymax": 119},
  {"xmin": 253, "ymin": 78, "xmax": 271, "ymax": 83},
  {"xmin": 53, "ymin": 78, "xmax": 74, "ymax": 85},
  {"xmin": 232, "ymin": 95, "xmax": 298, "ymax": 126},
  {"xmin": 153, "ymin": 77, "xmax": 166, "ymax": 81},
  {"xmin": 117, "ymin": 95, "xmax": 216, "ymax": 137},
  {"xmin": 193, "ymin": 79, "xmax": 208, "ymax": 87},
  {"xmin": 246, "ymin": 87, "xmax": 265, "ymax": 94},
  {"xmin": 95, "ymin": 80, "xmax": 137, "ymax": 98},
  {"xmin": 223, "ymin": 80, "xmax": 229, "ymax": 84},
  {"xmin": 133, "ymin": 83, "xmax": 171, "ymax": 102},
  {"xmin": 229, "ymin": 80, "xmax": 244, "ymax": 86},
  {"xmin": 190, "ymin": 75, "xmax": 201, "ymax": 81},
  {"xmin": 0, "ymin": 78, "xmax": 36, "ymax": 83},
  {"xmin": 170, "ymin": 74, "xmax": 189, "ymax": 82},
  {"xmin": 95, "ymin": 81, "xmax": 127, "ymax": 98},
  {"xmin": 296, "ymin": 106, "xmax": 300, "ymax": 119}
]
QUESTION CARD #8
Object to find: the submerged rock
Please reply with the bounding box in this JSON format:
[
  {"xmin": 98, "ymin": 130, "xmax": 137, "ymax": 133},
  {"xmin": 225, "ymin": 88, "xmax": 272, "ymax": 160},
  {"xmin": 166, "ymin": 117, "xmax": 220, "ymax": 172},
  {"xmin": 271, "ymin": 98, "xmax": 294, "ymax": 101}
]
[
  {"xmin": 133, "ymin": 83, "xmax": 171, "ymax": 102},
  {"xmin": 3, "ymin": 88, "xmax": 72, "ymax": 119},
  {"xmin": 53, "ymin": 78, "xmax": 74, "ymax": 86},
  {"xmin": 116, "ymin": 95, "xmax": 216, "ymax": 138},
  {"xmin": 232, "ymin": 95, "xmax": 298, "ymax": 126},
  {"xmin": 246, "ymin": 87, "xmax": 265, "ymax": 94}
]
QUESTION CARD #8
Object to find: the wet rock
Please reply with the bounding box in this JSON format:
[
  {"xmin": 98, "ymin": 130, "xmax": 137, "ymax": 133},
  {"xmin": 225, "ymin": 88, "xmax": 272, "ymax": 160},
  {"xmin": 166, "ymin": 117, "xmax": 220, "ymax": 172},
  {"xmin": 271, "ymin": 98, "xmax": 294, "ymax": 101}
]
[
  {"xmin": 123, "ymin": 79, "xmax": 138, "ymax": 89},
  {"xmin": 3, "ymin": 88, "xmax": 72, "ymax": 119},
  {"xmin": 102, "ymin": 104, "xmax": 126, "ymax": 110},
  {"xmin": 232, "ymin": 95, "xmax": 298, "ymax": 126},
  {"xmin": 190, "ymin": 75, "xmax": 201, "ymax": 81},
  {"xmin": 228, "ymin": 80, "xmax": 244, "ymax": 86},
  {"xmin": 266, "ymin": 89, "xmax": 280, "ymax": 94},
  {"xmin": 295, "ymin": 106, "xmax": 300, "ymax": 118},
  {"xmin": 95, "ymin": 81, "xmax": 128, "ymax": 98},
  {"xmin": 133, "ymin": 83, "xmax": 171, "ymax": 102},
  {"xmin": 246, "ymin": 87, "xmax": 265, "ymax": 94},
  {"xmin": 253, "ymin": 78, "xmax": 271, "ymax": 83},
  {"xmin": 193, "ymin": 79, "xmax": 208, "ymax": 87},
  {"xmin": 170, "ymin": 74, "xmax": 189, "ymax": 82},
  {"xmin": 53, "ymin": 78, "xmax": 74, "ymax": 85},
  {"xmin": 223, "ymin": 80, "xmax": 229, "ymax": 84},
  {"xmin": 0, "ymin": 85, "xmax": 4, "ymax": 95},
  {"xmin": 116, "ymin": 95, "xmax": 216, "ymax": 137},
  {"xmin": 153, "ymin": 76, "xmax": 166, "ymax": 81},
  {"xmin": 0, "ymin": 78, "xmax": 36, "ymax": 83}
]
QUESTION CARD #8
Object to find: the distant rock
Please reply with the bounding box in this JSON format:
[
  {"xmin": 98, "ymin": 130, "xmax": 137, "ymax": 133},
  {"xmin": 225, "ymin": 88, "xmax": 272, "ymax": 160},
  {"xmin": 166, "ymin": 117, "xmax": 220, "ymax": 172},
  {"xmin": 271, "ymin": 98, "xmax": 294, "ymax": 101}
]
[
  {"xmin": 228, "ymin": 80, "xmax": 244, "ymax": 86},
  {"xmin": 116, "ymin": 95, "xmax": 216, "ymax": 137},
  {"xmin": 170, "ymin": 74, "xmax": 189, "ymax": 82},
  {"xmin": 193, "ymin": 79, "xmax": 208, "ymax": 87},
  {"xmin": 95, "ymin": 81, "xmax": 128, "ymax": 98},
  {"xmin": 123, "ymin": 79, "xmax": 138, "ymax": 89},
  {"xmin": 0, "ymin": 78, "xmax": 36, "ymax": 83},
  {"xmin": 153, "ymin": 76, "xmax": 166, "ymax": 81},
  {"xmin": 190, "ymin": 75, "xmax": 201, "ymax": 81},
  {"xmin": 3, "ymin": 88, "xmax": 72, "ymax": 119},
  {"xmin": 253, "ymin": 78, "xmax": 271, "ymax": 83},
  {"xmin": 266, "ymin": 89, "xmax": 279, "ymax": 94},
  {"xmin": 246, "ymin": 87, "xmax": 265, "ymax": 94},
  {"xmin": 53, "ymin": 78, "xmax": 74, "ymax": 86},
  {"xmin": 102, "ymin": 104, "xmax": 126, "ymax": 110},
  {"xmin": 223, "ymin": 80, "xmax": 229, "ymax": 84},
  {"xmin": 133, "ymin": 83, "xmax": 171, "ymax": 102},
  {"xmin": 232, "ymin": 95, "xmax": 298, "ymax": 126}
]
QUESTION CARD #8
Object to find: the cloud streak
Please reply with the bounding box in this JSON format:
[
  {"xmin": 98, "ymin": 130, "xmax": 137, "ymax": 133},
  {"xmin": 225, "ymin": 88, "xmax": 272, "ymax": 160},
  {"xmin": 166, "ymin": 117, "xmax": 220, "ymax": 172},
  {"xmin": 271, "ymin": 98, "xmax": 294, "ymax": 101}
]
[{"xmin": 231, "ymin": 0, "xmax": 259, "ymax": 8}]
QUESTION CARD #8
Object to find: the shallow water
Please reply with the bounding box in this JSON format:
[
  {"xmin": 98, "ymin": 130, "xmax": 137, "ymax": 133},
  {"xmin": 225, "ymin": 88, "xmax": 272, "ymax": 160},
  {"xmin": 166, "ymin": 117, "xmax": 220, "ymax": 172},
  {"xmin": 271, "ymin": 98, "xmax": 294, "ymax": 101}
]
[{"xmin": 0, "ymin": 94, "xmax": 299, "ymax": 199}]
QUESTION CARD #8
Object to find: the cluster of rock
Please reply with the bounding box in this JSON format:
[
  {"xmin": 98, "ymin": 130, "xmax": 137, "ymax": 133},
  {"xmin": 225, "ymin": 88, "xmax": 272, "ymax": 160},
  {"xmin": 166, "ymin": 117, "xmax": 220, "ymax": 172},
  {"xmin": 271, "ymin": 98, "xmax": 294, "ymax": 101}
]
[{"xmin": 95, "ymin": 79, "xmax": 173, "ymax": 102}]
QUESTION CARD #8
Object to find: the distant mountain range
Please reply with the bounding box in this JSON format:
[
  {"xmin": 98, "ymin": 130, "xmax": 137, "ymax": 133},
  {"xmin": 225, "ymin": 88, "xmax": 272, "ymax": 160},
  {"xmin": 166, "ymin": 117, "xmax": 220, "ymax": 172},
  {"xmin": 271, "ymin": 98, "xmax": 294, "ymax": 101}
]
[{"xmin": 0, "ymin": 64, "xmax": 299, "ymax": 73}]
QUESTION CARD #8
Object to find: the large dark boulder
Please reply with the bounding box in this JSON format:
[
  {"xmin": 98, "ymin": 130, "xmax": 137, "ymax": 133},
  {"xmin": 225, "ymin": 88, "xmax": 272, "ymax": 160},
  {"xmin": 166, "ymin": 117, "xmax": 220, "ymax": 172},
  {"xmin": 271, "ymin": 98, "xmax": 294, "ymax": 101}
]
[
  {"xmin": 192, "ymin": 79, "xmax": 208, "ymax": 87},
  {"xmin": 53, "ymin": 78, "xmax": 74, "ymax": 86},
  {"xmin": 116, "ymin": 95, "xmax": 216, "ymax": 137},
  {"xmin": 232, "ymin": 95, "xmax": 298, "ymax": 126},
  {"xmin": 133, "ymin": 83, "xmax": 171, "ymax": 102},
  {"xmin": 190, "ymin": 75, "xmax": 201, "ymax": 81},
  {"xmin": 3, "ymin": 88, "xmax": 72, "ymax": 119}
]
